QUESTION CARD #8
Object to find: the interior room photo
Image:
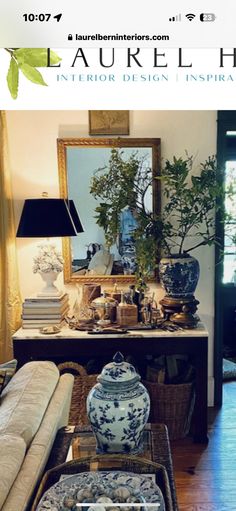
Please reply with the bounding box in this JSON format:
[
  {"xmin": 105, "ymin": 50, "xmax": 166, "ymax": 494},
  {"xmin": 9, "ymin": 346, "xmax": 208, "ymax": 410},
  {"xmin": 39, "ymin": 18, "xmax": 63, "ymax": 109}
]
[{"xmin": 0, "ymin": 110, "xmax": 235, "ymax": 511}]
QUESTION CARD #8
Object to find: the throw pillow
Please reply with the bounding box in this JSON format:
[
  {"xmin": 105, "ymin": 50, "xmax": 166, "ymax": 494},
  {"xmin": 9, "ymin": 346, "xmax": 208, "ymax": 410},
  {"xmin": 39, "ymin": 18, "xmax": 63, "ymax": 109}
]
[{"xmin": 0, "ymin": 359, "xmax": 17, "ymax": 392}]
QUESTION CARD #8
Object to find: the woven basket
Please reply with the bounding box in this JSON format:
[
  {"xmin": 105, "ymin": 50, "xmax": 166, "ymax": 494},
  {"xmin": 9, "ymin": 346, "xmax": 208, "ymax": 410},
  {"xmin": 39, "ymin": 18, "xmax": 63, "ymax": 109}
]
[
  {"xmin": 58, "ymin": 362, "xmax": 98, "ymax": 426},
  {"xmin": 144, "ymin": 381, "xmax": 194, "ymax": 440}
]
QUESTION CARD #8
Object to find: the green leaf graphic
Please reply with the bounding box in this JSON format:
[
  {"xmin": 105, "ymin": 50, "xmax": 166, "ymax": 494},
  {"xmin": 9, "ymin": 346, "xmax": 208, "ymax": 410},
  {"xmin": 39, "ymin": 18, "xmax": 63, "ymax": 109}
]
[
  {"xmin": 5, "ymin": 47, "xmax": 61, "ymax": 99},
  {"xmin": 7, "ymin": 58, "xmax": 19, "ymax": 99},
  {"xmin": 14, "ymin": 48, "xmax": 61, "ymax": 67},
  {"xmin": 19, "ymin": 63, "xmax": 48, "ymax": 86}
]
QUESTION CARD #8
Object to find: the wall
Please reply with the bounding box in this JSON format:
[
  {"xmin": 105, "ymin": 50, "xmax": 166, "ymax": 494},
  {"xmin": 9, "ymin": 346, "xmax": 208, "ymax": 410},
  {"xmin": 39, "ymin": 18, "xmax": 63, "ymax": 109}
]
[{"xmin": 6, "ymin": 110, "xmax": 217, "ymax": 404}]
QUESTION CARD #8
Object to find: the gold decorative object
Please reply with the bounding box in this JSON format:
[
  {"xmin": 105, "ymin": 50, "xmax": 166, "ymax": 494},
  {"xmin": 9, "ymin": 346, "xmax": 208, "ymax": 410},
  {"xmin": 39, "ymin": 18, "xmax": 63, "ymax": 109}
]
[
  {"xmin": 116, "ymin": 291, "xmax": 138, "ymax": 326},
  {"xmin": 89, "ymin": 111, "xmax": 129, "ymax": 135},
  {"xmin": 104, "ymin": 283, "xmax": 122, "ymax": 303},
  {"xmin": 159, "ymin": 296, "xmax": 199, "ymax": 328},
  {"xmin": 91, "ymin": 294, "xmax": 117, "ymax": 323}
]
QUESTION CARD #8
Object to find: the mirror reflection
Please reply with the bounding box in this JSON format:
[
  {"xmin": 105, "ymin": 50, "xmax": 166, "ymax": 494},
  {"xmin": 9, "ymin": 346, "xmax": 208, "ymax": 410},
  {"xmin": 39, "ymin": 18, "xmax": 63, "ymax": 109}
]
[{"xmin": 57, "ymin": 138, "xmax": 161, "ymax": 283}]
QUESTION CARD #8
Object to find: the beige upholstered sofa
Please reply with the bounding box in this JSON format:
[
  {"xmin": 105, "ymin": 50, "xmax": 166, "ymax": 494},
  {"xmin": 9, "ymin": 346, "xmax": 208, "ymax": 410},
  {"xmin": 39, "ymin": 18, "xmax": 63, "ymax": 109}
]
[{"xmin": 0, "ymin": 360, "xmax": 74, "ymax": 511}]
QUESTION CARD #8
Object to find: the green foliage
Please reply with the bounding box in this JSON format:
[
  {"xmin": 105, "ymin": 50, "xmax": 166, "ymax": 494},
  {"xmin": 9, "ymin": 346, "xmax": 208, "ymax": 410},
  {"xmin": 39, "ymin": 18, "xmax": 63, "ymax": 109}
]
[
  {"xmin": 90, "ymin": 148, "xmax": 156, "ymax": 279},
  {"xmin": 135, "ymin": 236, "xmax": 157, "ymax": 282},
  {"xmin": 19, "ymin": 63, "xmax": 47, "ymax": 86},
  {"xmin": 14, "ymin": 48, "xmax": 61, "ymax": 67},
  {"xmin": 159, "ymin": 154, "xmax": 225, "ymax": 254},
  {"xmin": 90, "ymin": 148, "xmax": 153, "ymax": 247},
  {"xmin": 4, "ymin": 48, "xmax": 61, "ymax": 99},
  {"xmin": 90, "ymin": 149, "xmax": 229, "ymax": 279},
  {"xmin": 7, "ymin": 57, "xmax": 19, "ymax": 99}
]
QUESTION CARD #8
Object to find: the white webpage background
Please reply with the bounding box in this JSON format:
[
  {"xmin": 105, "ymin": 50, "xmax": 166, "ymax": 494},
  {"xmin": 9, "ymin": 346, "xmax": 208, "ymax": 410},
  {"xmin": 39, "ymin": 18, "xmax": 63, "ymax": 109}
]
[{"xmin": 0, "ymin": 49, "xmax": 236, "ymax": 109}]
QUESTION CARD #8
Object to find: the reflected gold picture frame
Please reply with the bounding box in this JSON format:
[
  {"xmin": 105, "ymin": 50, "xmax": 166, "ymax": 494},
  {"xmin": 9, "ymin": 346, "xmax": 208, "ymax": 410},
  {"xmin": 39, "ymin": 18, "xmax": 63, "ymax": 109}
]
[{"xmin": 57, "ymin": 137, "xmax": 161, "ymax": 284}]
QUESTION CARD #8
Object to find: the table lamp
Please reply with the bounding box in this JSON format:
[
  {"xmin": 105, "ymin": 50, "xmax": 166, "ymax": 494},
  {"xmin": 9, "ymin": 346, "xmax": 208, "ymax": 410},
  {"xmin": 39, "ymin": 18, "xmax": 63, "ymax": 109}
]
[{"xmin": 16, "ymin": 197, "xmax": 83, "ymax": 296}]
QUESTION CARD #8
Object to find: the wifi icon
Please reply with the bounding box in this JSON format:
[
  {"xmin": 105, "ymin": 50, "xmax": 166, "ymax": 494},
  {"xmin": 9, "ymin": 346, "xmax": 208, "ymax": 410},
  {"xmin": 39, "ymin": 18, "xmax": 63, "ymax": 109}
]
[{"xmin": 186, "ymin": 13, "xmax": 196, "ymax": 21}]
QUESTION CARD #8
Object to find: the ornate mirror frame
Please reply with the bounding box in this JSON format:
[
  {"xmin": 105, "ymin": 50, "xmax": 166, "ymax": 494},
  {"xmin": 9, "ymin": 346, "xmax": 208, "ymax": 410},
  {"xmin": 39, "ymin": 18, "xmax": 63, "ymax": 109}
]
[{"xmin": 57, "ymin": 137, "xmax": 161, "ymax": 284}]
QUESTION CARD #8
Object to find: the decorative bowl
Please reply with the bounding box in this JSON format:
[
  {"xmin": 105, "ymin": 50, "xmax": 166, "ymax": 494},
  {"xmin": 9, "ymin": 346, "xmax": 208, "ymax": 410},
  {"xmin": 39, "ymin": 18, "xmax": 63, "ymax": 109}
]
[{"xmin": 36, "ymin": 471, "xmax": 165, "ymax": 511}]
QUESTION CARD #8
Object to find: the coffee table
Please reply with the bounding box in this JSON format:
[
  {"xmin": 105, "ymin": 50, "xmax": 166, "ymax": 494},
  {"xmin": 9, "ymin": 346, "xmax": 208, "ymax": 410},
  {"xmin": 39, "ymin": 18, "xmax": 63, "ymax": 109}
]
[{"xmin": 42, "ymin": 423, "xmax": 178, "ymax": 511}]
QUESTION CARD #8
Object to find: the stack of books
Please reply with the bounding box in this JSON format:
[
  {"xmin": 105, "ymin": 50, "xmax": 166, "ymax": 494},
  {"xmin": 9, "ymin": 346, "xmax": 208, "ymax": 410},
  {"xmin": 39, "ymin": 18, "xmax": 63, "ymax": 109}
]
[{"xmin": 21, "ymin": 293, "xmax": 69, "ymax": 329}]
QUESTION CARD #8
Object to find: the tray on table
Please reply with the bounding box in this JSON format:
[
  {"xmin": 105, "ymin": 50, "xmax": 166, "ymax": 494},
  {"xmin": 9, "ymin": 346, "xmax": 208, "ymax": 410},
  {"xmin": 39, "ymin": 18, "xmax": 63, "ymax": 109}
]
[
  {"xmin": 32, "ymin": 455, "xmax": 173, "ymax": 511},
  {"xmin": 41, "ymin": 424, "xmax": 179, "ymax": 511}
]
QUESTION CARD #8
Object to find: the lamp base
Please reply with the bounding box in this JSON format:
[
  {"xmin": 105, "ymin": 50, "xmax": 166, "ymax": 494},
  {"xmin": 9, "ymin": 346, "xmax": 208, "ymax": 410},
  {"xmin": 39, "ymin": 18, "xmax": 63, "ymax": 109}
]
[{"xmin": 38, "ymin": 271, "xmax": 62, "ymax": 298}]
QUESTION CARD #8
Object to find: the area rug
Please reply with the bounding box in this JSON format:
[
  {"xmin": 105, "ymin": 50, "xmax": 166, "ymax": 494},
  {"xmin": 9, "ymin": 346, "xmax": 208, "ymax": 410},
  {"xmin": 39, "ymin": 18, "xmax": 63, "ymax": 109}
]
[{"xmin": 223, "ymin": 358, "xmax": 236, "ymax": 380}]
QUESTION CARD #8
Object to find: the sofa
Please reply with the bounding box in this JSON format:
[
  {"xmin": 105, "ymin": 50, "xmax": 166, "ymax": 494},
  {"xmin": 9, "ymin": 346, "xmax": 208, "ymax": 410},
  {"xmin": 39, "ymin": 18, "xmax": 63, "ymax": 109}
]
[{"xmin": 0, "ymin": 360, "xmax": 74, "ymax": 511}]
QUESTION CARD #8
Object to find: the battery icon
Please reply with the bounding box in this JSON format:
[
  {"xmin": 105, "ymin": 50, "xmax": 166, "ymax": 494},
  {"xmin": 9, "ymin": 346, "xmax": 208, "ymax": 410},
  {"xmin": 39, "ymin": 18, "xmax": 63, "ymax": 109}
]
[{"xmin": 200, "ymin": 13, "xmax": 216, "ymax": 22}]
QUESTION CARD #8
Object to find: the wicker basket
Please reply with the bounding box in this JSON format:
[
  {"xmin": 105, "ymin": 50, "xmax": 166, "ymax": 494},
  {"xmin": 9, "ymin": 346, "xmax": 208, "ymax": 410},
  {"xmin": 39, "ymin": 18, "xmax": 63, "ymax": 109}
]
[
  {"xmin": 58, "ymin": 362, "xmax": 98, "ymax": 426},
  {"xmin": 144, "ymin": 381, "xmax": 194, "ymax": 440}
]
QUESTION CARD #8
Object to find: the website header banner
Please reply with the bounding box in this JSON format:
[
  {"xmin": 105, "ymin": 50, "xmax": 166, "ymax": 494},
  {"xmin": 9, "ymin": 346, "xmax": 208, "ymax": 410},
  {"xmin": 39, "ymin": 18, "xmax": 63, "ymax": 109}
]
[
  {"xmin": 0, "ymin": 0, "xmax": 235, "ymax": 48},
  {"xmin": 1, "ymin": 48, "xmax": 236, "ymax": 109}
]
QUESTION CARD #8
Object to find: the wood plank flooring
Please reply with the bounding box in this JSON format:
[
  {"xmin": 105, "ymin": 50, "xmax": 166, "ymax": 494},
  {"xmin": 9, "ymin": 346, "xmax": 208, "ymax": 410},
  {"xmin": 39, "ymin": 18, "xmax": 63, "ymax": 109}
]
[{"xmin": 171, "ymin": 381, "xmax": 236, "ymax": 511}]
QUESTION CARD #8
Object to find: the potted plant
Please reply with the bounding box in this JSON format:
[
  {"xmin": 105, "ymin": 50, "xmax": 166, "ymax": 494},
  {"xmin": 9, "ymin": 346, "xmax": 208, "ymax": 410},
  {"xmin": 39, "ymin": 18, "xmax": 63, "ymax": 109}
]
[
  {"xmin": 90, "ymin": 148, "xmax": 228, "ymax": 301},
  {"xmin": 156, "ymin": 154, "xmax": 224, "ymax": 300}
]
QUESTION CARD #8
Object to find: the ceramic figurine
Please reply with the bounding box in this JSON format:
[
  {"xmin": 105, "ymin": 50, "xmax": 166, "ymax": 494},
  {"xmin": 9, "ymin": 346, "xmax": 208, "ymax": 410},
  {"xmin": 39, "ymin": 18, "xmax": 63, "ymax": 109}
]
[{"xmin": 86, "ymin": 352, "xmax": 150, "ymax": 454}]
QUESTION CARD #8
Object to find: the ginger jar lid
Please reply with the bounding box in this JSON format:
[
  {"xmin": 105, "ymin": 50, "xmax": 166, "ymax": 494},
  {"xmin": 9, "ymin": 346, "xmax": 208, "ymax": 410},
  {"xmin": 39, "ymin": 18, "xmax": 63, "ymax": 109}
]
[{"xmin": 98, "ymin": 352, "xmax": 140, "ymax": 385}]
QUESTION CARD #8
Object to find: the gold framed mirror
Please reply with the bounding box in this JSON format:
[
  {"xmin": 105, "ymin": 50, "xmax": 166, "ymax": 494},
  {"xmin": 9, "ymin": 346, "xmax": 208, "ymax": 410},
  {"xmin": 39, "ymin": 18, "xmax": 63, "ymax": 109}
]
[{"xmin": 57, "ymin": 137, "xmax": 161, "ymax": 284}]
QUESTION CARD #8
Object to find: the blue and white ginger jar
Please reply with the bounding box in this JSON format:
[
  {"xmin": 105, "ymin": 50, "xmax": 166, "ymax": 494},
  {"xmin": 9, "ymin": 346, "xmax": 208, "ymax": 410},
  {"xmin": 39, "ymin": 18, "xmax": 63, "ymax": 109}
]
[
  {"xmin": 86, "ymin": 352, "xmax": 150, "ymax": 454},
  {"xmin": 159, "ymin": 254, "xmax": 200, "ymax": 298}
]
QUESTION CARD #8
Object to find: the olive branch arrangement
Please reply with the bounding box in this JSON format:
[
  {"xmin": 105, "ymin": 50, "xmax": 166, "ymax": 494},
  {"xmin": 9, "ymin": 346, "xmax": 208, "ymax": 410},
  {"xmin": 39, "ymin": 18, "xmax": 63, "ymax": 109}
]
[
  {"xmin": 90, "ymin": 148, "xmax": 236, "ymax": 283},
  {"xmin": 4, "ymin": 48, "xmax": 61, "ymax": 99}
]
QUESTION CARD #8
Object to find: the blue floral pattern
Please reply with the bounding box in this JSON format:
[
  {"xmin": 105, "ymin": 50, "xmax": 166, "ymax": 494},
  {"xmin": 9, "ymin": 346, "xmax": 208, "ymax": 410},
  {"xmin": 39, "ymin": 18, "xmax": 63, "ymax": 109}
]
[
  {"xmin": 159, "ymin": 254, "xmax": 200, "ymax": 298},
  {"xmin": 104, "ymin": 366, "xmax": 127, "ymax": 380},
  {"xmin": 119, "ymin": 399, "xmax": 150, "ymax": 452},
  {"xmin": 101, "ymin": 353, "xmax": 136, "ymax": 383},
  {"xmin": 37, "ymin": 471, "xmax": 165, "ymax": 511},
  {"xmin": 87, "ymin": 353, "xmax": 150, "ymax": 454}
]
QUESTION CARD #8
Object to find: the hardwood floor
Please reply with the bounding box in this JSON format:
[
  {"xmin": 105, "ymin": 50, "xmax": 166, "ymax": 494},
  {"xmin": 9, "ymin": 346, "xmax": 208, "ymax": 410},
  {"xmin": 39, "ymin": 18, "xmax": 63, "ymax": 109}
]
[{"xmin": 171, "ymin": 381, "xmax": 236, "ymax": 511}]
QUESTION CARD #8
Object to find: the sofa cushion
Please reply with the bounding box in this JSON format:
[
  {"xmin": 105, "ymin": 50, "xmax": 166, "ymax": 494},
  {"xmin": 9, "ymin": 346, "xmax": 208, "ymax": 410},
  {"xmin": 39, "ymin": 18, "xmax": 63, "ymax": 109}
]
[
  {"xmin": 1, "ymin": 374, "xmax": 74, "ymax": 511},
  {"xmin": 0, "ymin": 361, "xmax": 59, "ymax": 446},
  {"xmin": 0, "ymin": 434, "xmax": 26, "ymax": 509}
]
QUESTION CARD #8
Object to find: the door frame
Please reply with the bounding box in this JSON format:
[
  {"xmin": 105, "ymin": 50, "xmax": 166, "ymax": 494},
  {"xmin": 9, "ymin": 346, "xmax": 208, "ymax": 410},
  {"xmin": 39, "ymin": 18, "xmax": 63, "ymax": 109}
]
[{"xmin": 214, "ymin": 110, "xmax": 236, "ymax": 405}]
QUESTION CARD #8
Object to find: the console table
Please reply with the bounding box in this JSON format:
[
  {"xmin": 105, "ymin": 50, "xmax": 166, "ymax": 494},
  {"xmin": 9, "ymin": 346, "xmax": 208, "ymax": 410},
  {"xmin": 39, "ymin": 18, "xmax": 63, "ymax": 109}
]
[{"xmin": 13, "ymin": 324, "xmax": 208, "ymax": 443}]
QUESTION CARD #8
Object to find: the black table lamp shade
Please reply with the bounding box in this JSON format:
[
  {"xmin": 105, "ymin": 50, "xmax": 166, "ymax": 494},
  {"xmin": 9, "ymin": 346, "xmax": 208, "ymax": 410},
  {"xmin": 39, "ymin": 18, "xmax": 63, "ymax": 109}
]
[
  {"xmin": 68, "ymin": 200, "xmax": 84, "ymax": 234},
  {"xmin": 16, "ymin": 198, "xmax": 84, "ymax": 238}
]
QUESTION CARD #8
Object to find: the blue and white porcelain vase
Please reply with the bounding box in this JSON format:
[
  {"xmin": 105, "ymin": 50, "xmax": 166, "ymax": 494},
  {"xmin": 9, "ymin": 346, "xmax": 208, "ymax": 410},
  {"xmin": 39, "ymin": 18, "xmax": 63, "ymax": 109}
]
[
  {"xmin": 86, "ymin": 352, "xmax": 150, "ymax": 454},
  {"xmin": 159, "ymin": 253, "xmax": 200, "ymax": 299}
]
